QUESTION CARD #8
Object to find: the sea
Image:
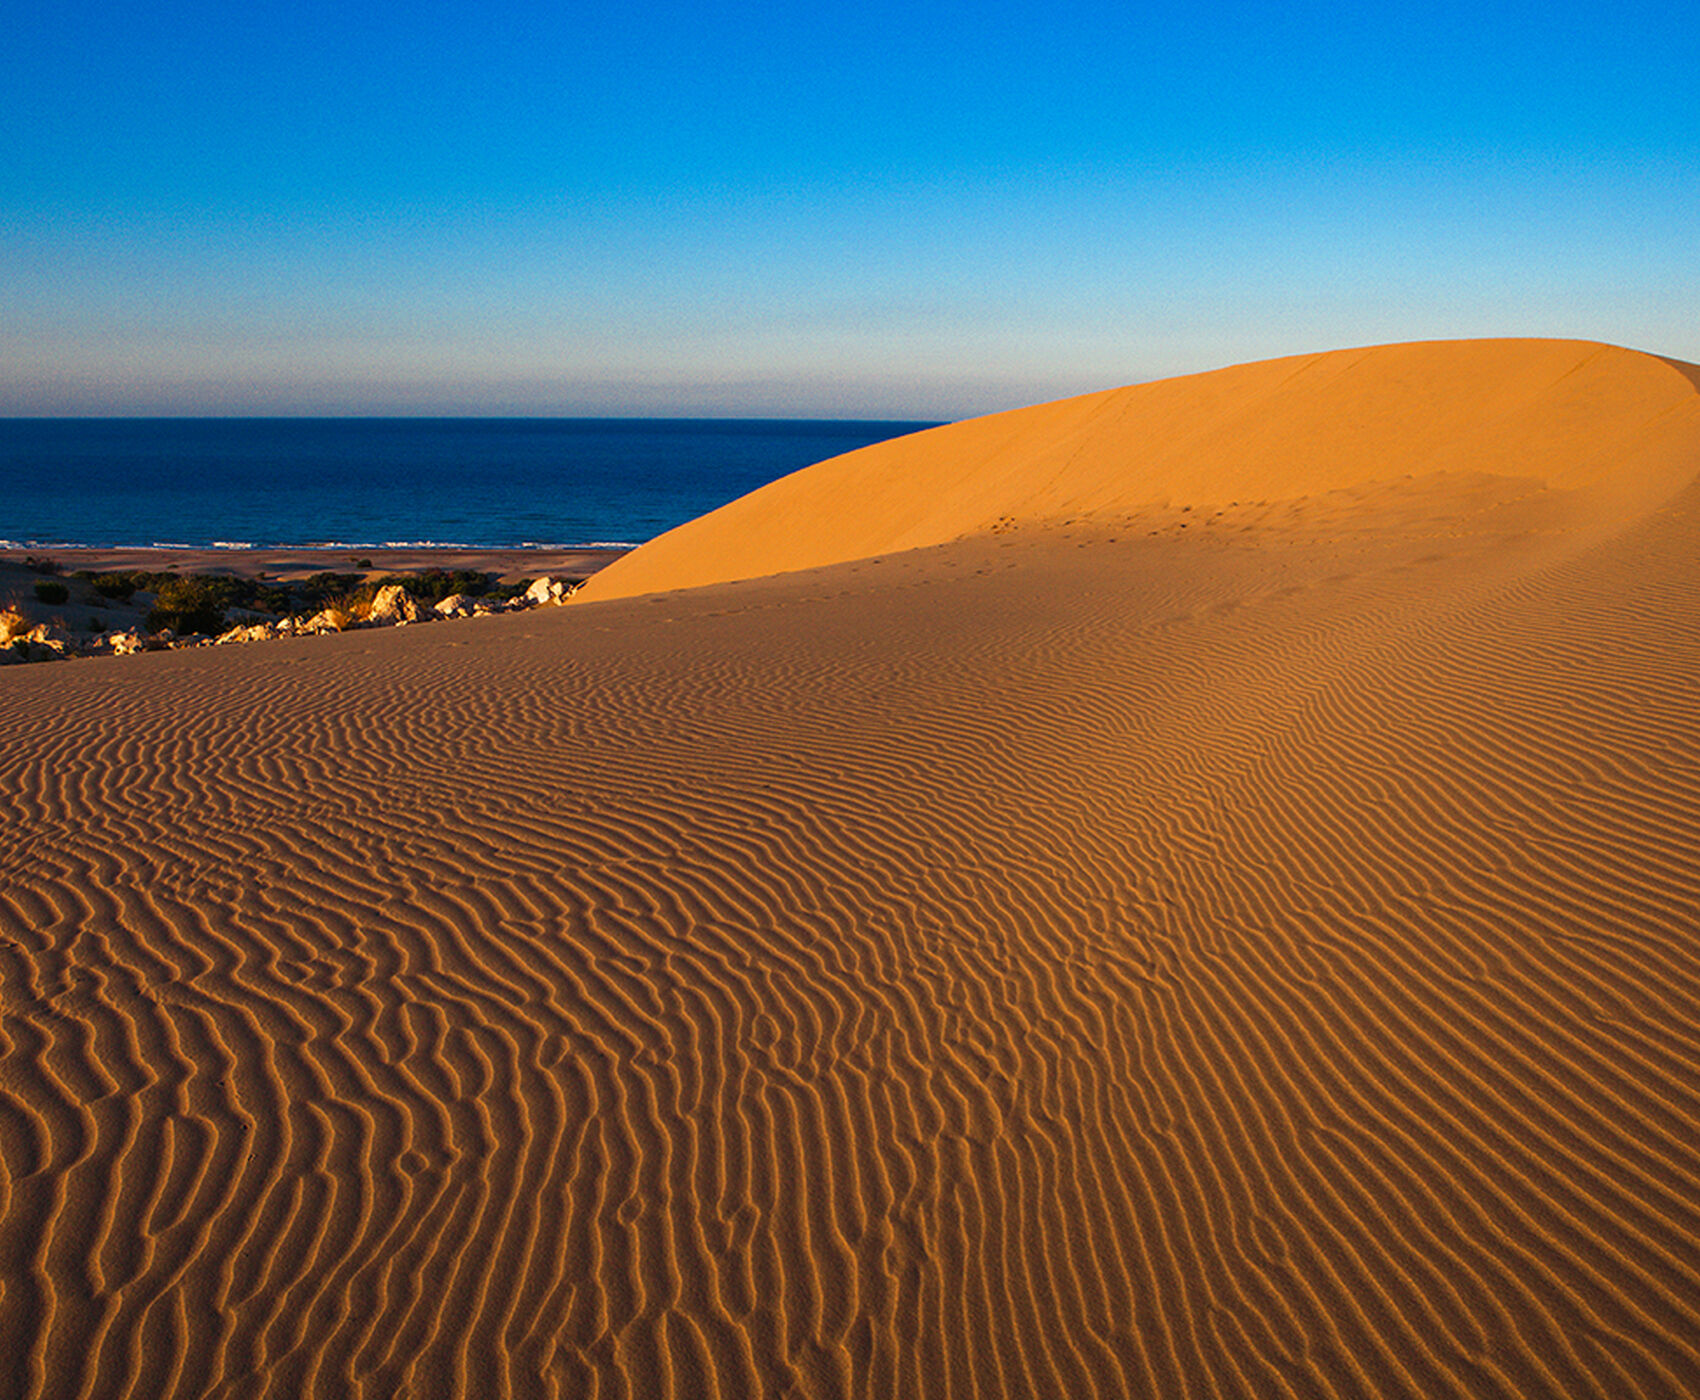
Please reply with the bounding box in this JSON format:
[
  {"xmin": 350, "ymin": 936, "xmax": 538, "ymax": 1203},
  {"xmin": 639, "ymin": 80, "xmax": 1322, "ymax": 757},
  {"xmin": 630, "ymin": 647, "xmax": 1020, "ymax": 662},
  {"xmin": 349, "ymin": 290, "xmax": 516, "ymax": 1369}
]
[{"xmin": 0, "ymin": 418, "xmax": 942, "ymax": 551}]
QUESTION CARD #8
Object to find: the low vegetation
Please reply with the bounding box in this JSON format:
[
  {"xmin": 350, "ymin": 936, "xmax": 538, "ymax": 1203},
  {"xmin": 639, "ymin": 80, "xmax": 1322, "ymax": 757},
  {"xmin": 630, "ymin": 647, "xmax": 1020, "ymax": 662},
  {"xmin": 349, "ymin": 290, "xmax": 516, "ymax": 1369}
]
[
  {"xmin": 81, "ymin": 567, "xmax": 527, "ymax": 635},
  {"xmin": 5, "ymin": 558, "xmax": 572, "ymax": 663},
  {"xmin": 145, "ymin": 575, "xmax": 247, "ymax": 635}
]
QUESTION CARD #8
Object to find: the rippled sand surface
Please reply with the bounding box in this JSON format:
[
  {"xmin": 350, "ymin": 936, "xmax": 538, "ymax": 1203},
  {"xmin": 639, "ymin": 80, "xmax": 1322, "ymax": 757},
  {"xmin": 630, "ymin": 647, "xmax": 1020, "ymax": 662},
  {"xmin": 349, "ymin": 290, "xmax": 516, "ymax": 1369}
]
[{"xmin": 3, "ymin": 341, "xmax": 1699, "ymax": 1398}]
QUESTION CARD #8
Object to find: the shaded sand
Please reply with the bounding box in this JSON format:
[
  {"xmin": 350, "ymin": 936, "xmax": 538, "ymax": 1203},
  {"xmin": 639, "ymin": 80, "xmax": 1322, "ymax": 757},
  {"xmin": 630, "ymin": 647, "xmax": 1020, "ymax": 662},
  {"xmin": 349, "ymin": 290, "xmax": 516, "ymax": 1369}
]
[{"xmin": 3, "ymin": 341, "xmax": 1700, "ymax": 1398}]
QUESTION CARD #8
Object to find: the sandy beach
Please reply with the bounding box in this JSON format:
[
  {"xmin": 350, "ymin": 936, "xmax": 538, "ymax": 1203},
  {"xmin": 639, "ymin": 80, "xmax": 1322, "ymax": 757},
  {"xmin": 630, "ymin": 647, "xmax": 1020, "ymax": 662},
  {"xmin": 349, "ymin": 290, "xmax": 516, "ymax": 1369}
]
[
  {"xmin": 3, "ymin": 339, "xmax": 1698, "ymax": 1398},
  {"xmin": 0, "ymin": 544, "xmax": 627, "ymax": 590}
]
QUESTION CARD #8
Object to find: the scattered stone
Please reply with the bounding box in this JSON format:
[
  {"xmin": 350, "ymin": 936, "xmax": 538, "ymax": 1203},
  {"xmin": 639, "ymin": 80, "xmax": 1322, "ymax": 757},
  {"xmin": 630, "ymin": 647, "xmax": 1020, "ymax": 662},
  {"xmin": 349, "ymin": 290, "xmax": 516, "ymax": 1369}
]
[
  {"xmin": 0, "ymin": 568, "xmax": 569, "ymax": 662},
  {"xmin": 302, "ymin": 608, "xmax": 349, "ymax": 634},
  {"xmin": 365, "ymin": 584, "xmax": 424, "ymax": 625},
  {"xmin": 216, "ymin": 622, "xmax": 279, "ymax": 645},
  {"xmin": 525, "ymin": 577, "xmax": 570, "ymax": 605},
  {"xmin": 0, "ymin": 630, "xmax": 72, "ymax": 664},
  {"xmin": 23, "ymin": 623, "xmax": 74, "ymax": 654}
]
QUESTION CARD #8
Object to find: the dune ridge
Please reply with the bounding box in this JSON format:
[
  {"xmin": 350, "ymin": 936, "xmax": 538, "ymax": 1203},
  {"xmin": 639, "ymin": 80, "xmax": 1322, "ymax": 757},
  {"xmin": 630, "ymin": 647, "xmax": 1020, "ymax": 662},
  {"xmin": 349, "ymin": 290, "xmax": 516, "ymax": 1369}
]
[
  {"xmin": 2, "ymin": 339, "xmax": 1699, "ymax": 1398},
  {"xmin": 577, "ymin": 338, "xmax": 1700, "ymax": 602}
]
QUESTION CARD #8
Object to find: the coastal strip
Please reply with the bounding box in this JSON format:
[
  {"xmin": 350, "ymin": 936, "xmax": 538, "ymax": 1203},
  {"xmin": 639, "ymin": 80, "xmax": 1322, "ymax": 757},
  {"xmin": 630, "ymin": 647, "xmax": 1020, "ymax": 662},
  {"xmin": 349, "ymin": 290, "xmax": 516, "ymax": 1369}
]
[{"xmin": 0, "ymin": 546, "xmax": 629, "ymax": 663}]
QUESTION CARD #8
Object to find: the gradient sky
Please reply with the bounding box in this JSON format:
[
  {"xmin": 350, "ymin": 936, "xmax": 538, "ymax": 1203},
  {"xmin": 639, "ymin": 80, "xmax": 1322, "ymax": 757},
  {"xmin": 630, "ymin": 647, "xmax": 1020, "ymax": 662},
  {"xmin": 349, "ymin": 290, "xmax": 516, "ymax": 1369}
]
[{"xmin": 3, "ymin": 0, "xmax": 1695, "ymax": 417}]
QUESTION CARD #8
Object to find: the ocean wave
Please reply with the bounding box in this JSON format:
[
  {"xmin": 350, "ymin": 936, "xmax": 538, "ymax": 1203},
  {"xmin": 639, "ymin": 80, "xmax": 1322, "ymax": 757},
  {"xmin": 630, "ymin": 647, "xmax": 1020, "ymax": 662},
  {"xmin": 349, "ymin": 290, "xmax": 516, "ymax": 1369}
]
[
  {"xmin": 5, "ymin": 539, "xmax": 637, "ymax": 554},
  {"xmin": 2, "ymin": 418, "xmax": 933, "ymax": 560}
]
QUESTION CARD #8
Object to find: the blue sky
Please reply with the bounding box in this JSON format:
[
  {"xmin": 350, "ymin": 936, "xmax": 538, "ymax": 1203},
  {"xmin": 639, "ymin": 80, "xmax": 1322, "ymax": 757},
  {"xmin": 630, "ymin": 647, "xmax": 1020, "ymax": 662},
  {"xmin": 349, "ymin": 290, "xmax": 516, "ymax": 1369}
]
[{"xmin": 3, "ymin": 0, "xmax": 1695, "ymax": 416}]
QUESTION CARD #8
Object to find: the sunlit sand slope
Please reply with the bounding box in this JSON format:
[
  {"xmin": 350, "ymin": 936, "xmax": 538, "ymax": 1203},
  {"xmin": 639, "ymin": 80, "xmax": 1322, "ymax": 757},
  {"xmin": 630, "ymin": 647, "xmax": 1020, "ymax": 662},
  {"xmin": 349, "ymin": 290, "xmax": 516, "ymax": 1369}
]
[
  {"xmin": 2, "ymin": 342, "xmax": 1699, "ymax": 1399},
  {"xmin": 577, "ymin": 338, "xmax": 1700, "ymax": 601}
]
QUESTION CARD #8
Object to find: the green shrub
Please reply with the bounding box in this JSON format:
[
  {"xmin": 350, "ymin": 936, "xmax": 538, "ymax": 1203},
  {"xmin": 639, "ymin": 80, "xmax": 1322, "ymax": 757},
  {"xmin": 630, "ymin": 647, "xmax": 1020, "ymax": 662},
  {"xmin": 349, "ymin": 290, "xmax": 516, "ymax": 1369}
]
[
  {"xmin": 372, "ymin": 569, "xmax": 496, "ymax": 603},
  {"xmin": 33, "ymin": 580, "xmax": 69, "ymax": 604},
  {"xmin": 92, "ymin": 574, "xmax": 138, "ymax": 600},
  {"xmin": 68, "ymin": 564, "xmax": 521, "ymax": 635},
  {"xmin": 297, "ymin": 572, "xmax": 364, "ymax": 605},
  {"xmin": 145, "ymin": 575, "xmax": 241, "ymax": 635}
]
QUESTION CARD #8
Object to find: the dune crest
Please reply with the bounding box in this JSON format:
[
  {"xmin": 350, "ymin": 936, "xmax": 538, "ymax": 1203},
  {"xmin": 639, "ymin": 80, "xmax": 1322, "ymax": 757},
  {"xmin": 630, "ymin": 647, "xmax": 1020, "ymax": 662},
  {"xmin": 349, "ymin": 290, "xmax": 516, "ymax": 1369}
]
[{"xmin": 576, "ymin": 338, "xmax": 1700, "ymax": 602}]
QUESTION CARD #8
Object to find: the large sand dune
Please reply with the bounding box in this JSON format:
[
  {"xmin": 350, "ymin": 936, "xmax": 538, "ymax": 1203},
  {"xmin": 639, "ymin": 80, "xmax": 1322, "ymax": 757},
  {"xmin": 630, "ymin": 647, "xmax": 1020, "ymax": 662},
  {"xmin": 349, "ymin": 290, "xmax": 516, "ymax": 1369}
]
[
  {"xmin": 577, "ymin": 338, "xmax": 1700, "ymax": 600},
  {"xmin": 3, "ymin": 340, "xmax": 1699, "ymax": 1398}
]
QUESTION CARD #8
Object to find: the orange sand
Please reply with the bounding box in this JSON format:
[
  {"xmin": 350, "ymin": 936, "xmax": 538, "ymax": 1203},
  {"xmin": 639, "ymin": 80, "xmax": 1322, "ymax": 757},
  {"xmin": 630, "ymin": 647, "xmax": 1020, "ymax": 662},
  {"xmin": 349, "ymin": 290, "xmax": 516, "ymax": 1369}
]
[
  {"xmin": 577, "ymin": 339, "xmax": 1700, "ymax": 601},
  {"xmin": 2, "ymin": 340, "xmax": 1698, "ymax": 1398}
]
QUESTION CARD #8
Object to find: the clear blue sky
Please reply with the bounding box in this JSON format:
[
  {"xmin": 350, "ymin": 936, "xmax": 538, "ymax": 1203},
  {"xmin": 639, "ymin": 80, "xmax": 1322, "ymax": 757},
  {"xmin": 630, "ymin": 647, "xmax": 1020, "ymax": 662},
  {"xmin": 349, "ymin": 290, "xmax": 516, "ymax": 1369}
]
[{"xmin": 3, "ymin": 0, "xmax": 1695, "ymax": 417}]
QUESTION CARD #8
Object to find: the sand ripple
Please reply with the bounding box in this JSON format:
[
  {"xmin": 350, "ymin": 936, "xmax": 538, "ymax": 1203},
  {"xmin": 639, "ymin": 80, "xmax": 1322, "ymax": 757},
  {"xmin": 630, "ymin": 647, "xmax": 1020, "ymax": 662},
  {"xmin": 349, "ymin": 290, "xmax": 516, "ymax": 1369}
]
[{"xmin": 4, "ymin": 379, "xmax": 1700, "ymax": 1397}]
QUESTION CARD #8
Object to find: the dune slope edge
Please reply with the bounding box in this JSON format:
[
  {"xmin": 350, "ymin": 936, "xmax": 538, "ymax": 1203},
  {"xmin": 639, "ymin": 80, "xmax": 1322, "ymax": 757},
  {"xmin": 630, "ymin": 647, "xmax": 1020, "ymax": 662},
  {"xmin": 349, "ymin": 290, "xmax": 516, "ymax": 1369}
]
[
  {"xmin": 2, "ymin": 340, "xmax": 1699, "ymax": 1399},
  {"xmin": 576, "ymin": 337, "xmax": 1700, "ymax": 601}
]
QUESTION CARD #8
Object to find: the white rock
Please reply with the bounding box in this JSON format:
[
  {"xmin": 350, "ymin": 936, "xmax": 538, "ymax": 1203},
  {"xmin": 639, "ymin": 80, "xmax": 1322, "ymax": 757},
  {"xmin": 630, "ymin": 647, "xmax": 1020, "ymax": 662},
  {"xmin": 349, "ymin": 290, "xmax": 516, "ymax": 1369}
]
[
  {"xmin": 24, "ymin": 623, "xmax": 73, "ymax": 653},
  {"xmin": 366, "ymin": 584, "xmax": 424, "ymax": 624},
  {"xmin": 216, "ymin": 622, "xmax": 278, "ymax": 645},
  {"xmin": 524, "ymin": 576, "xmax": 566, "ymax": 605},
  {"xmin": 302, "ymin": 608, "xmax": 348, "ymax": 634},
  {"xmin": 0, "ymin": 628, "xmax": 73, "ymax": 663},
  {"xmin": 434, "ymin": 593, "xmax": 475, "ymax": 617}
]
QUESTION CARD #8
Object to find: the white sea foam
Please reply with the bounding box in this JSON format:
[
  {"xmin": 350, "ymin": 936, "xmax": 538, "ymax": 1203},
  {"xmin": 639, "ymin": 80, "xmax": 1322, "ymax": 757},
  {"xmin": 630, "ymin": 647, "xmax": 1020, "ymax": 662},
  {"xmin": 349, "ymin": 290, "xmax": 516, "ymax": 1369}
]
[{"xmin": 6, "ymin": 536, "xmax": 637, "ymax": 554}]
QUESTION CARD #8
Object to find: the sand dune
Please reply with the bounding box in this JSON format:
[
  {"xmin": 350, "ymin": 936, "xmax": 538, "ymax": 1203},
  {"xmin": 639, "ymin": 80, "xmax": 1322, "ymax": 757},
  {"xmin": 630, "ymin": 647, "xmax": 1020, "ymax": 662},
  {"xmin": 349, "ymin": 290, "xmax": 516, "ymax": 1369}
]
[
  {"xmin": 577, "ymin": 338, "xmax": 1700, "ymax": 601},
  {"xmin": 2, "ymin": 340, "xmax": 1699, "ymax": 1398}
]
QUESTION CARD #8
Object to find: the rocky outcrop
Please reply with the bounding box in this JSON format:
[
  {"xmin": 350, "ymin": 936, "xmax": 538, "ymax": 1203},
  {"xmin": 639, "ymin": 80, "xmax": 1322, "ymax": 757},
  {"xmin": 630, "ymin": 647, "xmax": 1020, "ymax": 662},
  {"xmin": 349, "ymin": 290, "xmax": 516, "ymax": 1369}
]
[
  {"xmin": 524, "ymin": 576, "xmax": 575, "ymax": 605},
  {"xmin": 25, "ymin": 623, "xmax": 73, "ymax": 653},
  {"xmin": 1, "ymin": 622, "xmax": 76, "ymax": 664},
  {"xmin": 0, "ymin": 574, "xmax": 577, "ymax": 663},
  {"xmin": 301, "ymin": 607, "xmax": 351, "ymax": 634},
  {"xmin": 217, "ymin": 622, "xmax": 281, "ymax": 645},
  {"xmin": 365, "ymin": 585, "xmax": 424, "ymax": 625}
]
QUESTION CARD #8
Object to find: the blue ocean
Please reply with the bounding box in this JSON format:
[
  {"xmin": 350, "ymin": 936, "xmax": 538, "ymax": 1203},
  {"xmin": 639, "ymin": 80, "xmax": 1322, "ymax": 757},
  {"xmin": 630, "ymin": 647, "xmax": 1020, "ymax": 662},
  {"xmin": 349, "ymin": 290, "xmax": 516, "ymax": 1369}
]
[{"xmin": 0, "ymin": 418, "xmax": 941, "ymax": 550}]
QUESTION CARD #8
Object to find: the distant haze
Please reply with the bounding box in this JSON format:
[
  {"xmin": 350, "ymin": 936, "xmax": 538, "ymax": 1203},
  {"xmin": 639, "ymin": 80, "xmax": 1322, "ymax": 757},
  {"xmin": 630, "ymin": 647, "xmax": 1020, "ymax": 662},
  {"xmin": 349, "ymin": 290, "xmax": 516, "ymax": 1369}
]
[{"xmin": 4, "ymin": 0, "xmax": 1695, "ymax": 419}]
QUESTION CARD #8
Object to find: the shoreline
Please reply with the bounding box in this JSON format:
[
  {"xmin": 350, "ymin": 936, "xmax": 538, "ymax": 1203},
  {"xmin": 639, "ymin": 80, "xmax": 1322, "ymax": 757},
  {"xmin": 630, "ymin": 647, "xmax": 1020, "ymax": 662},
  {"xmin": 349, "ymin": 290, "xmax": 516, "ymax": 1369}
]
[
  {"xmin": 1, "ymin": 542, "xmax": 631, "ymax": 583},
  {"xmin": 0, "ymin": 543, "xmax": 632, "ymax": 663}
]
